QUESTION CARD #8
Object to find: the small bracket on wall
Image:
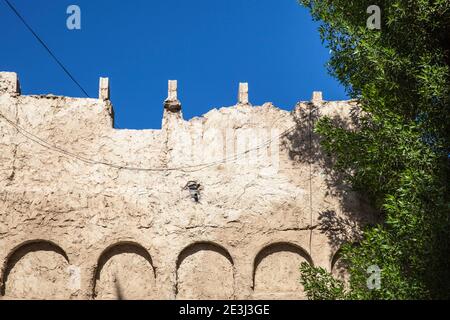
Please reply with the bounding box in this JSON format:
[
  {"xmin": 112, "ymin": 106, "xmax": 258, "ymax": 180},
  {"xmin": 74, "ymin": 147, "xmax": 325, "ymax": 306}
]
[
  {"xmin": 99, "ymin": 77, "xmax": 110, "ymax": 100},
  {"xmin": 0, "ymin": 72, "xmax": 21, "ymax": 95},
  {"xmin": 311, "ymin": 91, "xmax": 323, "ymax": 103},
  {"xmin": 238, "ymin": 82, "xmax": 250, "ymax": 105},
  {"xmin": 164, "ymin": 80, "xmax": 182, "ymax": 113},
  {"xmin": 183, "ymin": 181, "xmax": 202, "ymax": 203}
]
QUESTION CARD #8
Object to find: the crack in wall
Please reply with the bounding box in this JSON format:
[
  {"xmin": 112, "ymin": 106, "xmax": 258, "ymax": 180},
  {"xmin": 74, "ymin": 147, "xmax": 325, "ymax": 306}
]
[{"xmin": 6, "ymin": 100, "xmax": 19, "ymax": 184}]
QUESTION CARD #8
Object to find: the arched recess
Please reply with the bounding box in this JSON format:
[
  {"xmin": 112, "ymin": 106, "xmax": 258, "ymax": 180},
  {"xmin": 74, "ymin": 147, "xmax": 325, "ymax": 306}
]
[
  {"xmin": 1, "ymin": 240, "xmax": 71, "ymax": 300},
  {"xmin": 253, "ymin": 242, "xmax": 313, "ymax": 299},
  {"xmin": 331, "ymin": 248, "xmax": 349, "ymax": 285},
  {"xmin": 93, "ymin": 242, "xmax": 156, "ymax": 300},
  {"xmin": 176, "ymin": 242, "xmax": 235, "ymax": 300}
]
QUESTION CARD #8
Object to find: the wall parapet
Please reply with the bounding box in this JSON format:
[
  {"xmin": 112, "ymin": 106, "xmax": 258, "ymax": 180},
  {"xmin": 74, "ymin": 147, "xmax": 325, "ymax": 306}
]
[{"xmin": 0, "ymin": 72, "xmax": 343, "ymax": 133}]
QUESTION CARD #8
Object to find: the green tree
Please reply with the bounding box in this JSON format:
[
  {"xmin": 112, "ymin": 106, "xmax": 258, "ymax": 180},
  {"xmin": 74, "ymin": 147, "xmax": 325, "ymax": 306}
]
[{"xmin": 298, "ymin": 0, "xmax": 450, "ymax": 299}]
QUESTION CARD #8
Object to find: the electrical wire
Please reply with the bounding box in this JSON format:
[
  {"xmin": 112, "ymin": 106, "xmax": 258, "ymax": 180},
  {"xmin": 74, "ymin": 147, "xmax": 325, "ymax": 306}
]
[
  {"xmin": 3, "ymin": 0, "xmax": 90, "ymax": 97},
  {"xmin": 0, "ymin": 111, "xmax": 298, "ymax": 173}
]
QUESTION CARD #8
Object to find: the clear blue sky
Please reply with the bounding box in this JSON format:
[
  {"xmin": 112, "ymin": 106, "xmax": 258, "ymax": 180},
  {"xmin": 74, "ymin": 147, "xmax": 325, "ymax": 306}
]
[{"xmin": 0, "ymin": 0, "xmax": 347, "ymax": 129}]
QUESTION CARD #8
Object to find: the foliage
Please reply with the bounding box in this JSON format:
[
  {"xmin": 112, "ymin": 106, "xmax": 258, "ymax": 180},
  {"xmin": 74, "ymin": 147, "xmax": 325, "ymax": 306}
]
[
  {"xmin": 299, "ymin": 262, "xmax": 347, "ymax": 300},
  {"xmin": 298, "ymin": 0, "xmax": 450, "ymax": 299}
]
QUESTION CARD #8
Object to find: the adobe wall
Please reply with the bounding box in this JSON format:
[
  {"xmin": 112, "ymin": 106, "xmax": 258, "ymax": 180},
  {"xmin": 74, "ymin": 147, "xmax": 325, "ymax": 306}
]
[{"xmin": 0, "ymin": 72, "xmax": 375, "ymax": 300}]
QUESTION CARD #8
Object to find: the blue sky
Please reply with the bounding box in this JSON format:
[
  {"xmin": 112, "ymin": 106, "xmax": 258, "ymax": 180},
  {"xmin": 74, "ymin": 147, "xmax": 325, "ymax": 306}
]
[{"xmin": 1, "ymin": 0, "xmax": 346, "ymax": 129}]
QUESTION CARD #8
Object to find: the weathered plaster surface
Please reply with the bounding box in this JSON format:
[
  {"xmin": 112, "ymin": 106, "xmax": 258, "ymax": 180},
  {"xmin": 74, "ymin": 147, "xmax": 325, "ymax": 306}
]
[{"xmin": 0, "ymin": 72, "xmax": 375, "ymax": 300}]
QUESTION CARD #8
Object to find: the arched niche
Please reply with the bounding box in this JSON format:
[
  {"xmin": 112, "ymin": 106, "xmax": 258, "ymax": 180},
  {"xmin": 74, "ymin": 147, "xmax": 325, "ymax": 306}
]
[
  {"xmin": 176, "ymin": 242, "xmax": 234, "ymax": 300},
  {"xmin": 93, "ymin": 242, "xmax": 156, "ymax": 300},
  {"xmin": 1, "ymin": 240, "xmax": 71, "ymax": 300},
  {"xmin": 253, "ymin": 242, "xmax": 312, "ymax": 299},
  {"xmin": 331, "ymin": 248, "xmax": 349, "ymax": 285}
]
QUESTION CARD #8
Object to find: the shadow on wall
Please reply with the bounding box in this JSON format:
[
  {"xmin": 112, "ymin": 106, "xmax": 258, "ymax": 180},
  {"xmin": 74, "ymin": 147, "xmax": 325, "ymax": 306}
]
[
  {"xmin": 1, "ymin": 241, "xmax": 70, "ymax": 299},
  {"xmin": 93, "ymin": 242, "xmax": 156, "ymax": 300},
  {"xmin": 283, "ymin": 103, "xmax": 378, "ymax": 256},
  {"xmin": 253, "ymin": 242, "xmax": 312, "ymax": 299},
  {"xmin": 176, "ymin": 242, "xmax": 234, "ymax": 300}
]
